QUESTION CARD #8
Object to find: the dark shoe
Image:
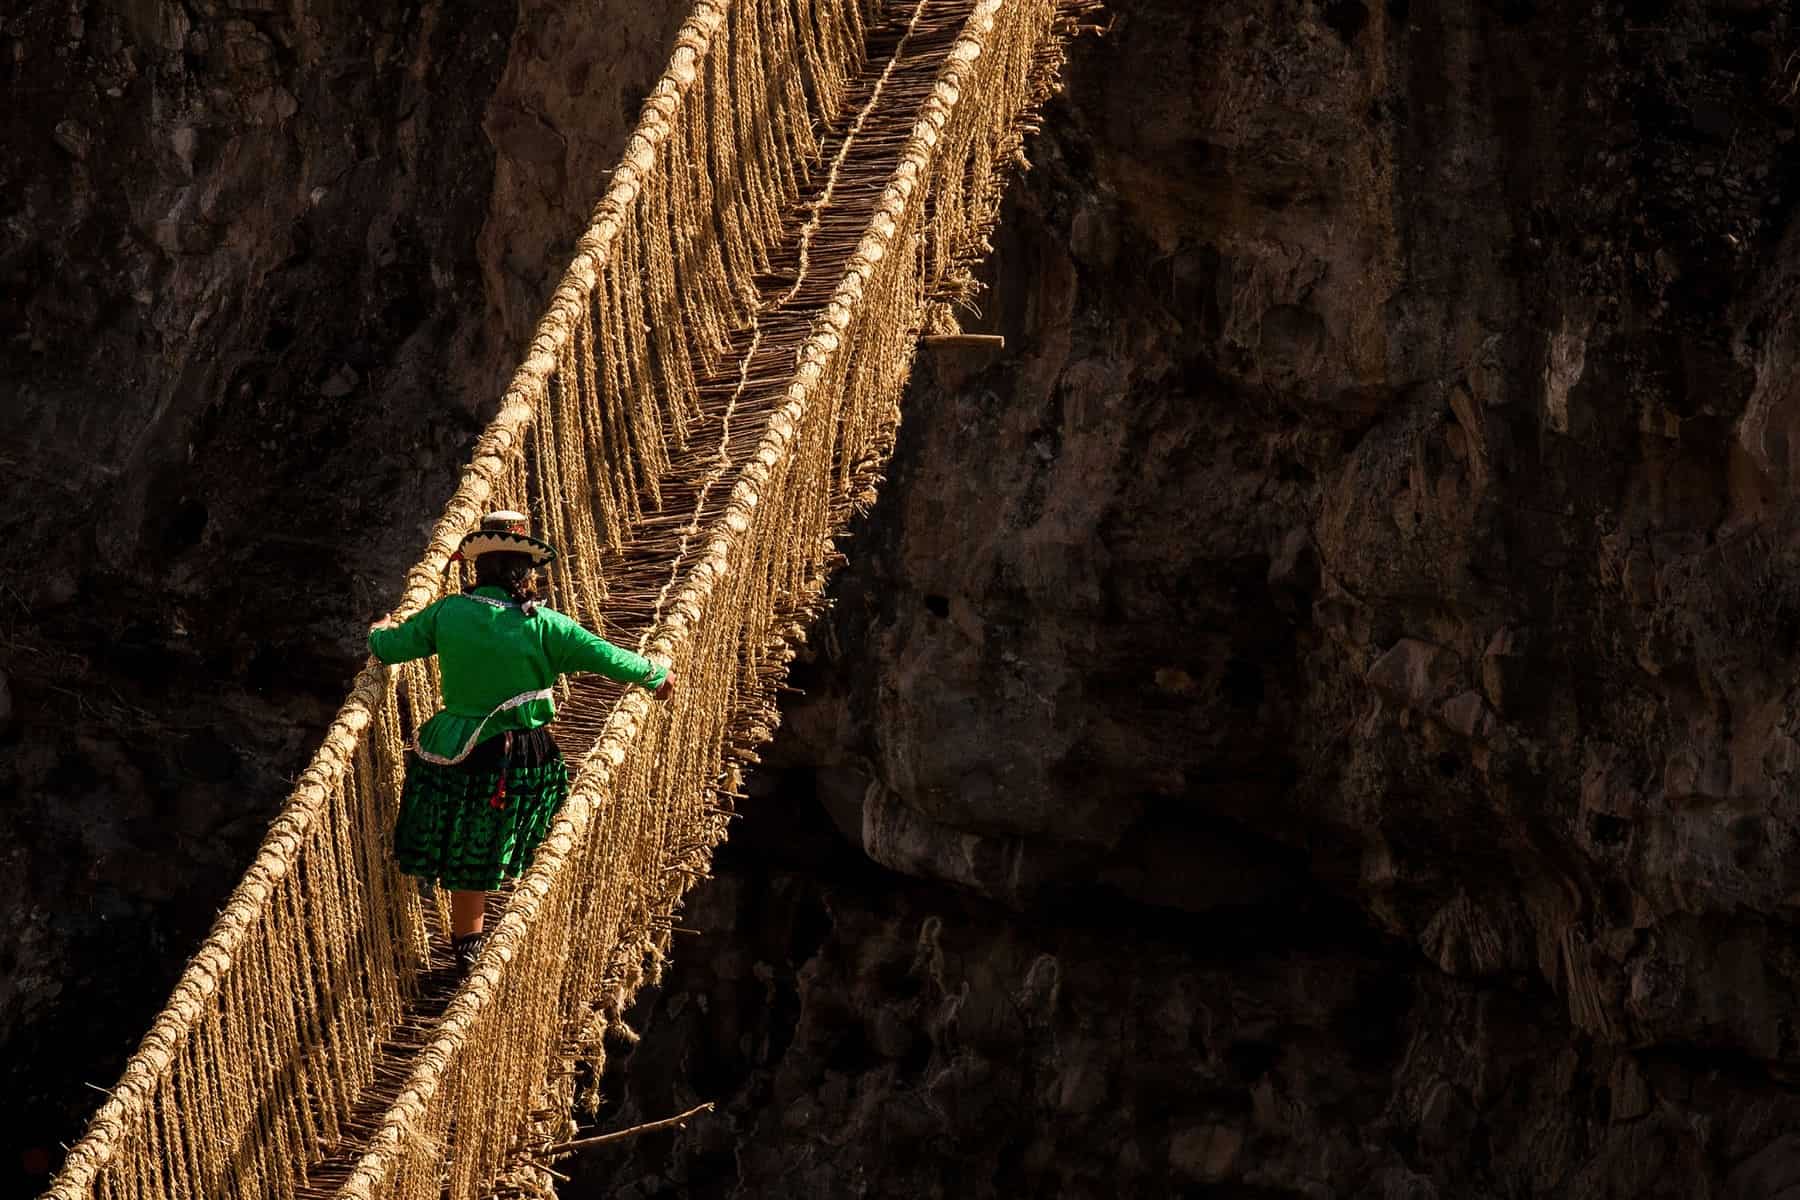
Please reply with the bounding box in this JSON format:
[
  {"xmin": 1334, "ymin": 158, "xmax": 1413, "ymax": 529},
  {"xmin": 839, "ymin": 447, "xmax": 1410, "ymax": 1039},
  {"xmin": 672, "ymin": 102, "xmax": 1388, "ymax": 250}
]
[{"xmin": 452, "ymin": 931, "xmax": 486, "ymax": 975}]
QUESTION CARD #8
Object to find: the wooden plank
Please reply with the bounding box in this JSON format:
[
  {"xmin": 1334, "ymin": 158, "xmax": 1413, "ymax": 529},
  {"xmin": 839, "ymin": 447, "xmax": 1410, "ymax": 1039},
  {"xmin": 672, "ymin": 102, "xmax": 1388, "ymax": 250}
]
[{"xmin": 920, "ymin": 333, "xmax": 1005, "ymax": 349}]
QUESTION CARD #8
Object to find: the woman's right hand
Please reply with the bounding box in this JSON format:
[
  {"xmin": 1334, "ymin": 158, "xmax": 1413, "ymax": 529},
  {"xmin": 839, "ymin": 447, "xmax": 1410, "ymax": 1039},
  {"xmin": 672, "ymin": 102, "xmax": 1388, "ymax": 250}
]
[{"xmin": 653, "ymin": 674, "xmax": 675, "ymax": 702}]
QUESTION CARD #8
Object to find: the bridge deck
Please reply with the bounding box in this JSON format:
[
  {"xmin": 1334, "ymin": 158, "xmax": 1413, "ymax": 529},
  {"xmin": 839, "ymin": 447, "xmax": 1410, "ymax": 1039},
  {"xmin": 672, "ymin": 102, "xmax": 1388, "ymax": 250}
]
[{"xmin": 293, "ymin": 3, "xmax": 972, "ymax": 1193}]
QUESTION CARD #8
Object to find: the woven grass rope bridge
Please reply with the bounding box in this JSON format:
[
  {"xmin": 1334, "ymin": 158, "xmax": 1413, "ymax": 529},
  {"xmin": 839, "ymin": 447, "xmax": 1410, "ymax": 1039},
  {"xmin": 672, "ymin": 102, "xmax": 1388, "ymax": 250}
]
[{"xmin": 43, "ymin": 0, "xmax": 1096, "ymax": 1195}]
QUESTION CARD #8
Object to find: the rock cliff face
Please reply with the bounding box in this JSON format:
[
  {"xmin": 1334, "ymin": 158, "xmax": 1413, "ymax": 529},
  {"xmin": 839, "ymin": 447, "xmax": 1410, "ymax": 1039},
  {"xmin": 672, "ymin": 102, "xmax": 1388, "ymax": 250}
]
[
  {"xmin": 12, "ymin": 0, "xmax": 1800, "ymax": 1196},
  {"xmin": 583, "ymin": 2, "xmax": 1800, "ymax": 1196}
]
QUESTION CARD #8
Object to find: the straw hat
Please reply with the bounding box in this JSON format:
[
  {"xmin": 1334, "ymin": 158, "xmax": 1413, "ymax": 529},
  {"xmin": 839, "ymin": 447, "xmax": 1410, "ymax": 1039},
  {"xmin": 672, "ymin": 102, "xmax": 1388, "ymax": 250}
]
[{"xmin": 454, "ymin": 510, "xmax": 557, "ymax": 566}]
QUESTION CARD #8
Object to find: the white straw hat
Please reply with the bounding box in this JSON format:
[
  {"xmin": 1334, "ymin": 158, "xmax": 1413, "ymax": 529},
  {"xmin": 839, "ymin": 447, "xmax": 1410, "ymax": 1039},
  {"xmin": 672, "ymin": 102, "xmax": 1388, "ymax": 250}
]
[{"xmin": 453, "ymin": 510, "xmax": 557, "ymax": 566}]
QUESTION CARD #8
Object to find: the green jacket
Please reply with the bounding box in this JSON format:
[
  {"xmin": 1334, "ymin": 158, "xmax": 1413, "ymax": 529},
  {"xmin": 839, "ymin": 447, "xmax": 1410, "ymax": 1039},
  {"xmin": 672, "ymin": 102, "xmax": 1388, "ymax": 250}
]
[{"xmin": 368, "ymin": 586, "xmax": 666, "ymax": 763}]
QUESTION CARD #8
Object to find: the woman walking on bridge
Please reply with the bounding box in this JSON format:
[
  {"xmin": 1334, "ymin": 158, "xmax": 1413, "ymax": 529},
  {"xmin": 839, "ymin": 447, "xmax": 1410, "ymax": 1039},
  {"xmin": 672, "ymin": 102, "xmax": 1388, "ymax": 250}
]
[{"xmin": 368, "ymin": 510, "xmax": 673, "ymax": 973}]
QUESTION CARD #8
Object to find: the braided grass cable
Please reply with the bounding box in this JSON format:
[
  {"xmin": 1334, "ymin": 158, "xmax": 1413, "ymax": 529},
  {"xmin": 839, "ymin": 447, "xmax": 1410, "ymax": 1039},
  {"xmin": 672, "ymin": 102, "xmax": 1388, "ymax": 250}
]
[
  {"xmin": 42, "ymin": 665, "xmax": 386, "ymax": 1200},
  {"xmin": 330, "ymin": 3, "xmax": 1066, "ymax": 1195}
]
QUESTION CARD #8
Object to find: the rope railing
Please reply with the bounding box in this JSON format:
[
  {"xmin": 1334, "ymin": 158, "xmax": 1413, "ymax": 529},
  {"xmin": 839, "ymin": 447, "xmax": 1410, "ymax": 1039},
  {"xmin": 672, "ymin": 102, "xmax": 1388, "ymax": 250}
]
[
  {"xmin": 331, "ymin": 4, "xmax": 1075, "ymax": 1193},
  {"xmin": 41, "ymin": 2, "xmax": 1079, "ymax": 1197}
]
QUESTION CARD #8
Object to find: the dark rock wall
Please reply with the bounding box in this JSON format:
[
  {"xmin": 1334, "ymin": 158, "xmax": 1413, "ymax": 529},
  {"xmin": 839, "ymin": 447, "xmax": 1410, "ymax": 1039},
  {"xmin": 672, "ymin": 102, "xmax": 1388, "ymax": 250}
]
[
  {"xmin": 13, "ymin": 0, "xmax": 1800, "ymax": 1196},
  {"xmin": 583, "ymin": 2, "xmax": 1800, "ymax": 1197}
]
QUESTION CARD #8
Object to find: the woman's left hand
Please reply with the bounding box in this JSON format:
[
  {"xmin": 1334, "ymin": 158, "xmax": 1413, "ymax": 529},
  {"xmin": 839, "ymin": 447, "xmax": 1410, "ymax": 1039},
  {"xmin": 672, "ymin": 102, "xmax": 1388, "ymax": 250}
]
[{"xmin": 370, "ymin": 616, "xmax": 400, "ymax": 632}]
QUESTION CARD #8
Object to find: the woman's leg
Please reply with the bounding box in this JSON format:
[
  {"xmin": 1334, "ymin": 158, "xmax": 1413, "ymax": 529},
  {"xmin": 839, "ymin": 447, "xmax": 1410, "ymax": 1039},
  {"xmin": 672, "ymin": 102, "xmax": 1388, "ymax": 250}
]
[{"xmin": 450, "ymin": 889, "xmax": 488, "ymax": 939}]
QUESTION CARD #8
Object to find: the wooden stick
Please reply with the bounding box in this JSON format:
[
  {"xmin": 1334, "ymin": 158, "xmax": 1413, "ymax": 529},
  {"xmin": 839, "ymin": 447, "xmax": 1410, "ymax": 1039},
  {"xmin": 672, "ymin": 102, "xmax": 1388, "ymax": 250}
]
[
  {"xmin": 544, "ymin": 1101, "xmax": 716, "ymax": 1154},
  {"xmin": 920, "ymin": 333, "xmax": 1005, "ymax": 349}
]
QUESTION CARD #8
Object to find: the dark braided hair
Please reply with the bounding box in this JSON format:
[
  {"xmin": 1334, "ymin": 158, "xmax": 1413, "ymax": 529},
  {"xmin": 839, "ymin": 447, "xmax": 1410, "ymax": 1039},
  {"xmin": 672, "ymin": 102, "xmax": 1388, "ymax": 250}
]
[{"xmin": 471, "ymin": 551, "xmax": 541, "ymax": 615}]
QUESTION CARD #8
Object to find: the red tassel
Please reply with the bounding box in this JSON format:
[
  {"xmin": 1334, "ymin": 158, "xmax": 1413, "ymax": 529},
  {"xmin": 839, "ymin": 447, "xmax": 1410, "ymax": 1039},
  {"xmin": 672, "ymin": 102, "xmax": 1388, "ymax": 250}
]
[{"xmin": 490, "ymin": 731, "xmax": 512, "ymax": 809}]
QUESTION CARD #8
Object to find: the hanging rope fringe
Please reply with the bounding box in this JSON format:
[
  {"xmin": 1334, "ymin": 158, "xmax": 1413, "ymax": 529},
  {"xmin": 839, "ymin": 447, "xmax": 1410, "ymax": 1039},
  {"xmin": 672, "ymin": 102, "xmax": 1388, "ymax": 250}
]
[{"xmin": 42, "ymin": 2, "xmax": 1083, "ymax": 1199}]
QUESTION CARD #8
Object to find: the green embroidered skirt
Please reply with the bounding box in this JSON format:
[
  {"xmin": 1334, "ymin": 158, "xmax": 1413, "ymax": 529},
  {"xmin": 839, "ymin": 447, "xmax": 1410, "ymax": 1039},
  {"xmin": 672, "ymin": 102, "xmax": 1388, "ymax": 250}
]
[{"xmin": 393, "ymin": 726, "xmax": 569, "ymax": 892}]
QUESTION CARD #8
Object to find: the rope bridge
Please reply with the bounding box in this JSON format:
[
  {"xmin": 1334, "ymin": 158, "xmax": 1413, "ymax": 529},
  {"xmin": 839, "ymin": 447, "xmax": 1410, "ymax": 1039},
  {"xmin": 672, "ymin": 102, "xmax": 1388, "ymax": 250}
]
[{"xmin": 44, "ymin": 1, "xmax": 1088, "ymax": 1195}]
